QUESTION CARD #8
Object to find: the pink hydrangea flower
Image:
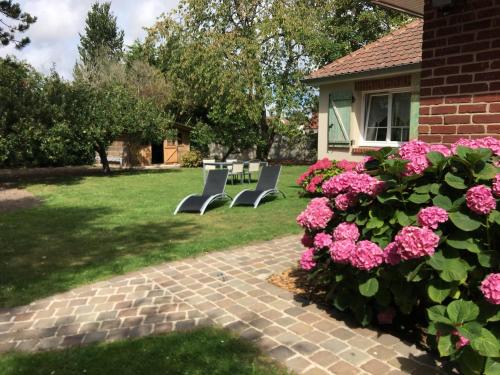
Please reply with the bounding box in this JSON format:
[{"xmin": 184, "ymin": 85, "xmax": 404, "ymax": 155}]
[
  {"xmin": 417, "ymin": 206, "xmax": 449, "ymax": 229},
  {"xmin": 452, "ymin": 137, "xmax": 500, "ymax": 156},
  {"xmin": 429, "ymin": 144, "xmax": 452, "ymax": 157},
  {"xmin": 296, "ymin": 172, "xmax": 309, "ymax": 186},
  {"xmin": 301, "ymin": 233, "xmax": 314, "ymax": 248},
  {"xmin": 336, "ymin": 159, "xmax": 357, "ymax": 171},
  {"xmin": 399, "ymin": 140, "xmax": 430, "ymax": 160},
  {"xmin": 296, "ymin": 198, "xmax": 334, "ymax": 230},
  {"xmin": 350, "ymin": 240, "xmax": 384, "ymax": 271},
  {"xmin": 399, "ymin": 140, "xmax": 431, "ymax": 176},
  {"xmin": 466, "ymin": 185, "xmax": 496, "ymax": 215},
  {"xmin": 493, "ymin": 174, "xmax": 500, "ymax": 197},
  {"xmin": 329, "ymin": 240, "xmax": 356, "ymax": 264},
  {"xmin": 335, "ymin": 193, "xmax": 357, "ymax": 211},
  {"xmin": 300, "ymin": 248, "xmax": 316, "ymax": 271},
  {"xmin": 480, "ymin": 273, "xmax": 500, "ymax": 305},
  {"xmin": 306, "ymin": 182, "xmax": 317, "ymax": 193},
  {"xmin": 394, "ymin": 226, "xmax": 440, "ymax": 260},
  {"xmin": 384, "ymin": 242, "xmax": 402, "ymax": 265},
  {"xmin": 404, "ymin": 154, "xmax": 430, "ymax": 176},
  {"xmin": 314, "ymin": 232, "xmax": 333, "ymax": 249},
  {"xmin": 333, "ymin": 222, "xmax": 360, "ymax": 242},
  {"xmin": 452, "ymin": 330, "xmax": 470, "ymax": 349},
  {"xmin": 477, "ymin": 136, "xmax": 500, "ymax": 156},
  {"xmin": 377, "ymin": 307, "xmax": 396, "ymax": 325},
  {"xmin": 322, "ymin": 172, "xmax": 381, "ymax": 197},
  {"xmin": 310, "ymin": 158, "xmax": 333, "ymax": 171}
]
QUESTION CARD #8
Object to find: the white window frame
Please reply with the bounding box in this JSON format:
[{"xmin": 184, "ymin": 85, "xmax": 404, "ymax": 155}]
[{"xmin": 360, "ymin": 88, "xmax": 412, "ymax": 147}]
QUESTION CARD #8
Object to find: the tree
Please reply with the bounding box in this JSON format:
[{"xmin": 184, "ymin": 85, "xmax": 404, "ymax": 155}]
[
  {"xmin": 66, "ymin": 81, "xmax": 173, "ymax": 174},
  {"xmin": 146, "ymin": 0, "xmax": 409, "ymax": 158},
  {"xmin": 73, "ymin": 1, "xmax": 173, "ymax": 173},
  {"xmin": 0, "ymin": 57, "xmax": 94, "ymax": 167},
  {"xmin": 0, "ymin": 1, "xmax": 36, "ymax": 48},
  {"xmin": 77, "ymin": 1, "xmax": 124, "ymax": 71}
]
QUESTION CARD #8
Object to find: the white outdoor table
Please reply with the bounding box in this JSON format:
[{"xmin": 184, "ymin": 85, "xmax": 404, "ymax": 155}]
[{"xmin": 202, "ymin": 161, "xmax": 268, "ymax": 181}]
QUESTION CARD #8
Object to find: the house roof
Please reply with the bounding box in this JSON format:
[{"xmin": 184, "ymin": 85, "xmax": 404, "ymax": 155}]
[
  {"xmin": 371, "ymin": 0, "xmax": 424, "ymax": 16},
  {"xmin": 304, "ymin": 19, "xmax": 423, "ymax": 84}
]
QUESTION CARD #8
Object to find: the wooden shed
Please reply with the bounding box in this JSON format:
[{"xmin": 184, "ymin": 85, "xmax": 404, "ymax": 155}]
[{"xmin": 104, "ymin": 125, "xmax": 191, "ymax": 167}]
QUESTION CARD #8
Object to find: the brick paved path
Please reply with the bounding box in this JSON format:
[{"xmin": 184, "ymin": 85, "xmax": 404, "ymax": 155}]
[{"xmin": 0, "ymin": 236, "xmax": 447, "ymax": 374}]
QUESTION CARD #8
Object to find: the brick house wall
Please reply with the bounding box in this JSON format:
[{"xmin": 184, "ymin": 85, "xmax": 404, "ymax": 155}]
[{"xmin": 418, "ymin": 0, "xmax": 500, "ymax": 144}]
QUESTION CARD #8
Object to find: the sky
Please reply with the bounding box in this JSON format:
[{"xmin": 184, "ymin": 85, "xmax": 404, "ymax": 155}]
[{"xmin": 0, "ymin": 0, "xmax": 180, "ymax": 79}]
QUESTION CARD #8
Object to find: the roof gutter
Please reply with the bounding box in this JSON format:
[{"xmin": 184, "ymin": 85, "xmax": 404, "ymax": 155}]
[
  {"xmin": 302, "ymin": 63, "xmax": 421, "ymax": 86},
  {"xmin": 371, "ymin": 1, "xmax": 423, "ymax": 17}
]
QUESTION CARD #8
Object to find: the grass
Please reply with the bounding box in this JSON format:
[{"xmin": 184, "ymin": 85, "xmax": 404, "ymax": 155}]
[
  {"xmin": 0, "ymin": 327, "xmax": 290, "ymax": 375},
  {"xmin": 0, "ymin": 166, "xmax": 307, "ymax": 307}
]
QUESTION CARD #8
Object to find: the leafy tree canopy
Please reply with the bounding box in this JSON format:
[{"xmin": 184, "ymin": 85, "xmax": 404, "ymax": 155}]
[
  {"xmin": 77, "ymin": 1, "xmax": 124, "ymax": 70},
  {"xmin": 0, "ymin": 0, "xmax": 36, "ymax": 49},
  {"xmin": 144, "ymin": 0, "xmax": 409, "ymax": 158}
]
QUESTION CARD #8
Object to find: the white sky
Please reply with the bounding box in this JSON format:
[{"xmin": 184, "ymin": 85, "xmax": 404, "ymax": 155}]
[{"xmin": 0, "ymin": 0, "xmax": 180, "ymax": 79}]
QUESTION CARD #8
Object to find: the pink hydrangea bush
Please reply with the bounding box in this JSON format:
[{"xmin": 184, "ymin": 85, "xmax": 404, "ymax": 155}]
[
  {"xmin": 297, "ymin": 158, "xmax": 366, "ymax": 195},
  {"xmin": 296, "ymin": 137, "xmax": 500, "ymax": 373}
]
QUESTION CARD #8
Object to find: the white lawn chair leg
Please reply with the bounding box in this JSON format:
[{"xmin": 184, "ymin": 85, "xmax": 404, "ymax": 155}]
[
  {"xmin": 174, "ymin": 194, "xmax": 196, "ymax": 215},
  {"xmin": 230, "ymin": 189, "xmax": 250, "ymax": 208}
]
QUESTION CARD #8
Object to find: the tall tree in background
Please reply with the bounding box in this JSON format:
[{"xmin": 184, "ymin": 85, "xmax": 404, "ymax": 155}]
[
  {"xmin": 77, "ymin": 1, "xmax": 124, "ymax": 70},
  {"xmin": 0, "ymin": 1, "xmax": 36, "ymax": 48},
  {"xmin": 146, "ymin": 0, "xmax": 409, "ymax": 159}
]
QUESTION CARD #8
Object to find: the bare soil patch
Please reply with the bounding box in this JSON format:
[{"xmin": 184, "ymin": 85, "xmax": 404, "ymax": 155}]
[{"xmin": 0, "ymin": 188, "xmax": 41, "ymax": 212}]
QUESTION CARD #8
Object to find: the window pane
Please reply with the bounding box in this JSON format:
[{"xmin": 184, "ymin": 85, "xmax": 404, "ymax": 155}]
[
  {"xmin": 391, "ymin": 92, "xmax": 411, "ymax": 142},
  {"xmin": 365, "ymin": 95, "xmax": 388, "ymax": 141}
]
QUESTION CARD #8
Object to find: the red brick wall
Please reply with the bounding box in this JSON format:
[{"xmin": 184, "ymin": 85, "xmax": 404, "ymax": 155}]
[{"xmin": 418, "ymin": 0, "xmax": 500, "ymax": 144}]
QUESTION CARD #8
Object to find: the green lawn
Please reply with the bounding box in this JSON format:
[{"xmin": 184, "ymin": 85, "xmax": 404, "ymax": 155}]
[
  {"xmin": 0, "ymin": 166, "xmax": 307, "ymax": 307},
  {"xmin": 0, "ymin": 327, "xmax": 290, "ymax": 375}
]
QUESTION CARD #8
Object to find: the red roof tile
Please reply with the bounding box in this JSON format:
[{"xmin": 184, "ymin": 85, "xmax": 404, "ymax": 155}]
[{"xmin": 305, "ymin": 19, "xmax": 423, "ymax": 82}]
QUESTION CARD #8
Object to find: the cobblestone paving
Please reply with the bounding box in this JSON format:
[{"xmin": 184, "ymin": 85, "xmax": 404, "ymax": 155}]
[{"xmin": 0, "ymin": 236, "xmax": 447, "ymax": 374}]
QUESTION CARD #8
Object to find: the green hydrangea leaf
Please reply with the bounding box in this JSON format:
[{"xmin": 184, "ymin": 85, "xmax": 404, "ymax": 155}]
[
  {"xmin": 408, "ymin": 192, "xmax": 430, "ymax": 204},
  {"xmin": 445, "ymin": 172, "xmax": 467, "ymax": 190},
  {"xmin": 437, "ymin": 334, "xmax": 455, "ymax": 356},
  {"xmin": 446, "ymin": 300, "xmax": 479, "ymax": 323},
  {"xmin": 427, "ymin": 151, "xmax": 446, "ymax": 166},
  {"xmin": 471, "ymin": 328, "xmax": 500, "ymax": 358},
  {"xmin": 457, "ymin": 322, "xmax": 483, "ymax": 340},
  {"xmin": 359, "ymin": 278, "xmax": 379, "ymax": 297},
  {"xmin": 485, "ymin": 358, "xmax": 500, "ymax": 375},
  {"xmin": 449, "ymin": 211, "xmax": 482, "ymax": 232},
  {"xmin": 427, "ymin": 279, "xmax": 451, "ymax": 303},
  {"xmin": 433, "ymin": 194, "xmax": 453, "ymax": 210},
  {"xmin": 427, "ymin": 305, "xmax": 452, "ymax": 324}
]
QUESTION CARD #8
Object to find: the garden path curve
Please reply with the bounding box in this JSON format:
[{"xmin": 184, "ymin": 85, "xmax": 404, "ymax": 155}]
[{"xmin": 0, "ymin": 235, "xmax": 448, "ymax": 374}]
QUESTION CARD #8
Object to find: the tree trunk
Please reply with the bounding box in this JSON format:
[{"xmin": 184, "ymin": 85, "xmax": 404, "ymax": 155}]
[
  {"xmin": 223, "ymin": 146, "xmax": 234, "ymax": 160},
  {"xmin": 256, "ymin": 109, "xmax": 275, "ymax": 160},
  {"xmin": 97, "ymin": 144, "xmax": 111, "ymax": 174}
]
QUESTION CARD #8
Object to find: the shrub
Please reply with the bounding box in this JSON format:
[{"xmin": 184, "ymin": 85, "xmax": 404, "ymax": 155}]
[
  {"xmin": 181, "ymin": 150, "xmax": 203, "ymax": 167},
  {"xmin": 296, "ymin": 158, "xmax": 358, "ymax": 195},
  {"xmin": 297, "ymin": 137, "xmax": 500, "ymax": 374}
]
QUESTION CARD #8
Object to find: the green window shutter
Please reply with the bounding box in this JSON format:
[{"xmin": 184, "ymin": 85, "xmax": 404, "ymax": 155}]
[
  {"xmin": 409, "ymin": 92, "xmax": 420, "ymax": 140},
  {"xmin": 328, "ymin": 90, "xmax": 352, "ymax": 147}
]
